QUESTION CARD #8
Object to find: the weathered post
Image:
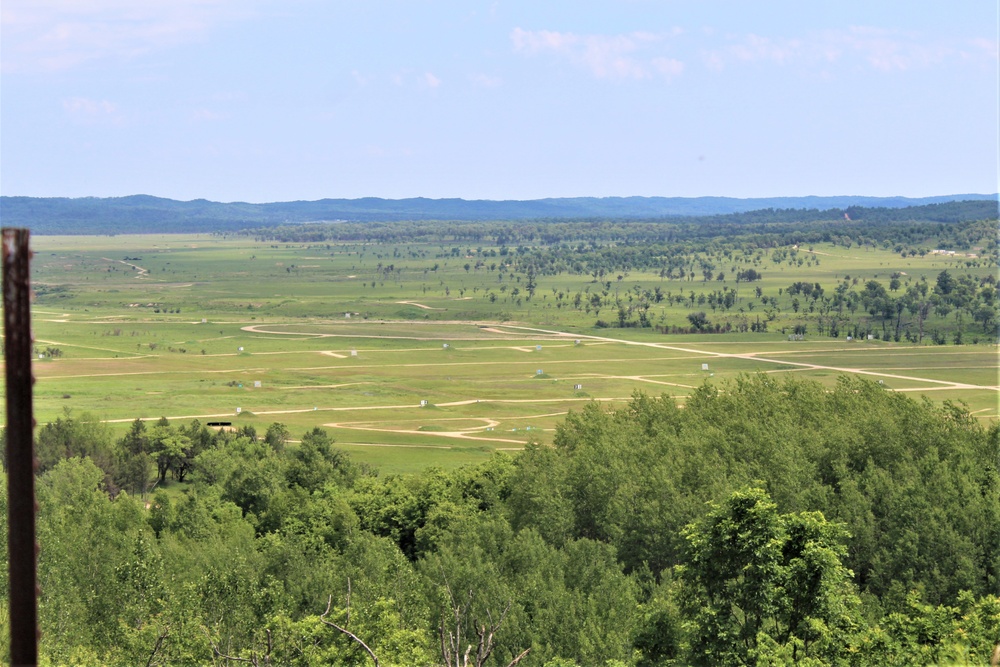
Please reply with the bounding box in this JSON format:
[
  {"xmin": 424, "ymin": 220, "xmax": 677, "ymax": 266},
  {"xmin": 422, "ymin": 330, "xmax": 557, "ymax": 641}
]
[{"xmin": 3, "ymin": 228, "xmax": 38, "ymax": 666}]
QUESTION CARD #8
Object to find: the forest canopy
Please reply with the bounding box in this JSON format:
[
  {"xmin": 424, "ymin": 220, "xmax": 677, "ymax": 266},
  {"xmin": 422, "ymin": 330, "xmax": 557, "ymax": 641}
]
[{"xmin": 3, "ymin": 374, "xmax": 998, "ymax": 666}]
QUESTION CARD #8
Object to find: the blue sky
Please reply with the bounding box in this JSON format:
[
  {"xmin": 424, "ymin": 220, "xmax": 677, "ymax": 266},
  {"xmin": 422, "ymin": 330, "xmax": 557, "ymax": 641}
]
[{"xmin": 1, "ymin": 1, "xmax": 997, "ymax": 202}]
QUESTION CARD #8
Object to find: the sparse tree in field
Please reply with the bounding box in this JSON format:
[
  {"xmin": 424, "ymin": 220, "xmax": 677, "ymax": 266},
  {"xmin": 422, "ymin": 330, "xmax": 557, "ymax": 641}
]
[{"xmin": 687, "ymin": 311, "xmax": 709, "ymax": 331}]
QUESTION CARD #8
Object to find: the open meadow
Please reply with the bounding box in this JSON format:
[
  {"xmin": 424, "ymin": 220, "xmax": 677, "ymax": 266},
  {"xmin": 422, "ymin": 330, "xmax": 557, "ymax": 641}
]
[{"xmin": 11, "ymin": 232, "xmax": 996, "ymax": 473}]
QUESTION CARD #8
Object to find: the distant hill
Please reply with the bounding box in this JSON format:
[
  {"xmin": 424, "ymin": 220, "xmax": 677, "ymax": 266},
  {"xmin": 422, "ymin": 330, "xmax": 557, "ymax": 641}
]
[{"xmin": 0, "ymin": 193, "xmax": 996, "ymax": 234}]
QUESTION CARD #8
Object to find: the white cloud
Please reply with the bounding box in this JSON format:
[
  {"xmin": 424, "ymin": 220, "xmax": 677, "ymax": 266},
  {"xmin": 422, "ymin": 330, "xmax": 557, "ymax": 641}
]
[
  {"xmin": 701, "ymin": 27, "xmax": 993, "ymax": 73},
  {"xmin": 1, "ymin": 0, "xmax": 259, "ymax": 72},
  {"xmin": 191, "ymin": 108, "xmax": 228, "ymax": 121},
  {"xmin": 387, "ymin": 69, "xmax": 443, "ymax": 89},
  {"xmin": 62, "ymin": 96, "xmax": 115, "ymax": 113},
  {"xmin": 511, "ymin": 27, "xmax": 684, "ymax": 81},
  {"xmin": 61, "ymin": 96, "xmax": 122, "ymax": 124},
  {"xmin": 651, "ymin": 57, "xmax": 684, "ymax": 78},
  {"xmin": 470, "ymin": 72, "xmax": 502, "ymax": 88},
  {"xmin": 729, "ymin": 34, "xmax": 800, "ymax": 64},
  {"xmin": 836, "ymin": 27, "xmax": 938, "ymax": 72},
  {"xmin": 968, "ymin": 37, "xmax": 998, "ymax": 61}
]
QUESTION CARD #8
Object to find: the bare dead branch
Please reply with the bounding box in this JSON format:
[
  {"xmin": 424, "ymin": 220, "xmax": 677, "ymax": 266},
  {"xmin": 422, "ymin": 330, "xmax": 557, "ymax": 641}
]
[
  {"xmin": 506, "ymin": 648, "xmax": 531, "ymax": 667},
  {"xmin": 320, "ymin": 594, "xmax": 381, "ymax": 667},
  {"xmin": 436, "ymin": 563, "xmax": 521, "ymax": 667},
  {"xmin": 473, "ymin": 601, "xmax": 513, "ymax": 667},
  {"xmin": 205, "ymin": 629, "xmax": 258, "ymax": 666},
  {"xmin": 345, "ymin": 578, "xmax": 352, "ymax": 627},
  {"xmin": 145, "ymin": 626, "xmax": 170, "ymax": 667}
]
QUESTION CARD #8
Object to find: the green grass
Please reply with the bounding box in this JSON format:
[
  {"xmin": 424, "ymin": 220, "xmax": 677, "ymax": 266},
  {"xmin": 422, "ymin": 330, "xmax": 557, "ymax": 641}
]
[{"xmin": 8, "ymin": 234, "xmax": 997, "ymax": 473}]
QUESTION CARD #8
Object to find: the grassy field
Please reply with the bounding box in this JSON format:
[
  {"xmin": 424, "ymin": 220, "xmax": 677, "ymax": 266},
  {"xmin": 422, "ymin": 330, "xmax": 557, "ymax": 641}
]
[{"xmin": 9, "ymin": 233, "xmax": 998, "ymax": 473}]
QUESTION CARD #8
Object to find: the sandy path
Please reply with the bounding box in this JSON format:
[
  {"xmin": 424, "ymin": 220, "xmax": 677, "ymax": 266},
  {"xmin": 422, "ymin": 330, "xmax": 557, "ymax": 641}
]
[
  {"xmin": 83, "ymin": 398, "xmax": 631, "ymax": 431},
  {"xmin": 396, "ymin": 301, "xmax": 445, "ymax": 310},
  {"xmin": 33, "ymin": 338, "xmax": 150, "ymax": 357},
  {"xmin": 338, "ymin": 443, "xmax": 454, "ymax": 449},
  {"xmin": 499, "ymin": 325, "xmax": 999, "ymax": 391},
  {"xmin": 322, "ymin": 408, "xmax": 576, "ymax": 446},
  {"xmin": 242, "ymin": 324, "xmax": 512, "ymax": 341},
  {"xmin": 281, "ymin": 381, "xmax": 372, "ymax": 390},
  {"xmin": 324, "ymin": 418, "xmax": 524, "ymax": 445},
  {"xmin": 102, "ymin": 257, "xmax": 150, "ymax": 277}
]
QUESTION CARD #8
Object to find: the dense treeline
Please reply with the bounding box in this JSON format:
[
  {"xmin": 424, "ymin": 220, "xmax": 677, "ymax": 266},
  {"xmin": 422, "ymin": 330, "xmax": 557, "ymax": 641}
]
[
  {"xmin": 2, "ymin": 375, "xmax": 998, "ymax": 665},
  {"xmin": 3, "ymin": 195, "xmax": 995, "ymax": 235},
  {"xmin": 246, "ymin": 201, "xmax": 998, "ymax": 247}
]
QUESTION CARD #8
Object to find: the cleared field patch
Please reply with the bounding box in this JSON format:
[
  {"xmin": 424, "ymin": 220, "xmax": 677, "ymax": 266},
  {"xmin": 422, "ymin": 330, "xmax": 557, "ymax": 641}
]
[
  {"xmin": 16, "ymin": 234, "xmax": 998, "ymax": 473},
  {"xmin": 334, "ymin": 441, "xmax": 490, "ymax": 475},
  {"xmin": 872, "ymin": 367, "xmax": 997, "ymax": 387},
  {"xmin": 746, "ymin": 347, "xmax": 997, "ymax": 388},
  {"xmin": 27, "ymin": 321, "xmax": 997, "ymax": 435},
  {"xmin": 243, "ymin": 321, "xmax": 540, "ymax": 340}
]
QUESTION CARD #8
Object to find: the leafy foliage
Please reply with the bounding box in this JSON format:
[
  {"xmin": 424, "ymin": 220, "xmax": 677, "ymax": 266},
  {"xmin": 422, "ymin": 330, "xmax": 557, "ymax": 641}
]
[{"xmin": 3, "ymin": 378, "xmax": 999, "ymax": 665}]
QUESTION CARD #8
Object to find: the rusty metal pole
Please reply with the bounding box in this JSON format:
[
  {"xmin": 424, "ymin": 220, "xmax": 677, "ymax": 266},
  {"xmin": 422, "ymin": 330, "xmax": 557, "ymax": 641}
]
[{"xmin": 3, "ymin": 228, "xmax": 38, "ymax": 667}]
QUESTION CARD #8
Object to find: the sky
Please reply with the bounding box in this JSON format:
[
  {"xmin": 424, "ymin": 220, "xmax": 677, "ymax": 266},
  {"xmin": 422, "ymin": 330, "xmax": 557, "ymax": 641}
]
[{"xmin": 1, "ymin": 1, "xmax": 997, "ymax": 203}]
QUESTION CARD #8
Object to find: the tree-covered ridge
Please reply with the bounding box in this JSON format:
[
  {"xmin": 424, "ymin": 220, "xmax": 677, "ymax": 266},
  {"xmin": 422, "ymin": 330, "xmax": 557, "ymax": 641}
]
[
  {"xmin": 0, "ymin": 194, "xmax": 996, "ymax": 235},
  {"xmin": 2, "ymin": 375, "xmax": 998, "ymax": 665},
  {"xmin": 248, "ymin": 201, "xmax": 998, "ymax": 246}
]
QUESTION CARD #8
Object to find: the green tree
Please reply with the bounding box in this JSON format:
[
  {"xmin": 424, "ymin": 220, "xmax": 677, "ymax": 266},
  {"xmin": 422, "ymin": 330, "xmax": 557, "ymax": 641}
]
[
  {"xmin": 149, "ymin": 418, "xmax": 191, "ymax": 484},
  {"xmin": 935, "ymin": 269, "xmax": 956, "ymax": 296},
  {"xmin": 265, "ymin": 422, "xmax": 291, "ymax": 452},
  {"xmin": 286, "ymin": 427, "xmax": 356, "ymax": 492},
  {"xmin": 35, "ymin": 409, "xmax": 114, "ymax": 476},
  {"xmin": 679, "ymin": 487, "xmax": 862, "ymax": 666},
  {"xmin": 115, "ymin": 418, "xmax": 155, "ymax": 497}
]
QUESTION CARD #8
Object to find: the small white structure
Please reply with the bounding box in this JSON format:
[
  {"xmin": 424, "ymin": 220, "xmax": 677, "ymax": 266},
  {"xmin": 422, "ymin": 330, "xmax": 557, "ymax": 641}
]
[
  {"xmin": 201, "ymin": 318, "xmax": 207, "ymax": 324},
  {"xmin": 537, "ymin": 369, "xmax": 543, "ymax": 375},
  {"xmin": 443, "ymin": 343, "xmax": 449, "ymax": 349},
  {"xmin": 867, "ymin": 334, "xmax": 874, "ymax": 340},
  {"xmin": 846, "ymin": 336, "xmax": 853, "ymax": 341},
  {"xmin": 574, "ymin": 339, "xmax": 581, "ymax": 345},
  {"xmin": 574, "ymin": 384, "xmax": 583, "ymax": 390},
  {"xmin": 345, "ymin": 312, "xmax": 351, "ymax": 318},
  {"xmin": 236, "ymin": 407, "xmax": 241, "ymax": 414},
  {"xmin": 350, "ymin": 349, "xmax": 358, "ymax": 356},
  {"xmin": 535, "ymin": 345, "xmax": 542, "ymax": 351},
  {"xmin": 238, "ymin": 346, "xmax": 244, "ymax": 352},
  {"xmin": 420, "ymin": 399, "xmax": 429, "ymax": 406},
  {"xmin": 253, "ymin": 380, "xmax": 262, "ymax": 388},
  {"xmin": 702, "ymin": 363, "xmax": 709, "ymax": 371}
]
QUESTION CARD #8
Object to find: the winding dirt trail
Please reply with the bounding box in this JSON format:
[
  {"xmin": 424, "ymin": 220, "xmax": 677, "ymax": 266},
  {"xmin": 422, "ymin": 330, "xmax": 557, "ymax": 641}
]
[
  {"xmin": 102, "ymin": 257, "xmax": 149, "ymax": 277},
  {"xmin": 395, "ymin": 300, "xmax": 445, "ymax": 310},
  {"xmin": 496, "ymin": 325, "xmax": 999, "ymax": 392}
]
